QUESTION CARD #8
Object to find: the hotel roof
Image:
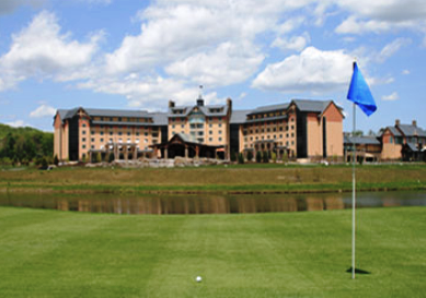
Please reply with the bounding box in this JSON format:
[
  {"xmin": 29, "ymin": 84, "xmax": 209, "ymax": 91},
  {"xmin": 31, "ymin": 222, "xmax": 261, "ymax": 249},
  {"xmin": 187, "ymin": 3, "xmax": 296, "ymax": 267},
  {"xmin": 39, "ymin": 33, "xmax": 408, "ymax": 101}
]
[
  {"xmin": 344, "ymin": 135, "xmax": 381, "ymax": 145},
  {"xmin": 397, "ymin": 124, "xmax": 426, "ymax": 137},
  {"xmin": 168, "ymin": 104, "xmax": 229, "ymax": 118}
]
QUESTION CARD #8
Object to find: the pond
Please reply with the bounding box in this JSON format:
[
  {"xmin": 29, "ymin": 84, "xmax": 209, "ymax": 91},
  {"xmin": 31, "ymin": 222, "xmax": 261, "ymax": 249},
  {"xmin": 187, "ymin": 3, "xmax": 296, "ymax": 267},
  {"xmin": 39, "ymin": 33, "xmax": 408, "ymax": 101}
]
[{"xmin": 0, "ymin": 191, "xmax": 425, "ymax": 215}]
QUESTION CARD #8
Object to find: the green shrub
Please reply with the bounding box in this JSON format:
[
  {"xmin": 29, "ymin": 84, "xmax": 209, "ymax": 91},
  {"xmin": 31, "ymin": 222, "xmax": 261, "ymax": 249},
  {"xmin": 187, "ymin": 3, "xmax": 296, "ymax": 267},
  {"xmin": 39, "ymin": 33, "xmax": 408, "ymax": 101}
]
[
  {"xmin": 271, "ymin": 152, "xmax": 277, "ymax": 163},
  {"xmin": 282, "ymin": 150, "xmax": 288, "ymax": 164},
  {"xmin": 41, "ymin": 157, "xmax": 48, "ymax": 169},
  {"xmin": 238, "ymin": 153, "xmax": 244, "ymax": 164},
  {"xmin": 108, "ymin": 153, "xmax": 115, "ymax": 163},
  {"xmin": 95, "ymin": 152, "xmax": 102, "ymax": 163},
  {"xmin": 256, "ymin": 151, "xmax": 262, "ymax": 163},
  {"xmin": 262, "ymin": 151, "xmax": 269, "ymax": 163},
  {"xmin": 246, "ymin": 150, "xmax": 253, "ymax": 162},
  {"xmin": 230, "ymin": 150, "xmax": 237, "ymax": 162},
  {"xmin": 54, "ymin": 155, "xmax": 59, "ymax": 166}
]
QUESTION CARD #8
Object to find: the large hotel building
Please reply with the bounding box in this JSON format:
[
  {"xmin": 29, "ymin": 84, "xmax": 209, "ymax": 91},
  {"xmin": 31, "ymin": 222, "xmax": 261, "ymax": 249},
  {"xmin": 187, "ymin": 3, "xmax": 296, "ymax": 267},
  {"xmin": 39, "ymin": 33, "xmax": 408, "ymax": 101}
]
[{"xmin": 54, "ymin": 97, "xmax": 344, "ymax": 162}]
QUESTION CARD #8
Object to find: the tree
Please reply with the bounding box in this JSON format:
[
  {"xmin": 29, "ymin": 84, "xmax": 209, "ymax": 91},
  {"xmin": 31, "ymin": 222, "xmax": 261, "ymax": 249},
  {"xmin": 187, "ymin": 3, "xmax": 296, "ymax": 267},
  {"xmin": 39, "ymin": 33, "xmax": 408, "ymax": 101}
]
[
  {"xmin": 282, "ymin": 150, "xmax": 288, "ymax": 164},
  {"xmin": 95, "ymin": 152, "xmax": 102, "ymax": 163},
  {"xmin": 256, "ymin": 151, "xmax": 262, "ymax": 163},
  {"xmin": 238, "ymin": 153, "xmax": 244, "ymax": 164},
  {"xmin": 230, "ymin": 150, "xmax": 237, "ymax": 162},
  {"xmin": 108, "ymin": 153, "xmax": 115, "ymax": 163},
  {"xmin": 54, "ymin": 155, "xmax": 59, "ymax": 166},
  {"xmin": 271, "ymin": 152, "xmax": 277, "ymax": 163},
  {"xmin": 262, "ymin": 151, "xmax": 269, "ymax": 163},
  {"xmin": 247, "ymin": 150, "xmax": 253, "ymax": 162}
]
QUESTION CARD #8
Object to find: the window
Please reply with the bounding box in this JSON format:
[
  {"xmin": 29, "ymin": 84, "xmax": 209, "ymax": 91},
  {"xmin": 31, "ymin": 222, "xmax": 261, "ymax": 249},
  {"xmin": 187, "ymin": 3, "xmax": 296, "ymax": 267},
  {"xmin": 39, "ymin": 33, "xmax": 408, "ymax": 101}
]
[
  {"xmin": 219, "ymin": 123, "xmax": 222, "ymax": 128},
  {"xmin": 118, "ymin": 117, "xmax": 122, "ymax": 121},
  {"xmin": 219, "ymin": 130, "xmax": 222, "ymax": 134},
  {"xmin": 82, "ymin": 123, "xmax": 86, "ymax": 127},
  {"xmin": 172, "ymin": 124, "xmax": 175, "ymax": 128},
  {"xmin": 291, "ymin": 141, "xmax": 295, "ymax": 145},
  {"xmin": 127, "ymin": 132, "xmax": 131, "ymax": 136},
  {"xmin": 91, "ymin": 138, "xmax": 95, "ymax": 142},
  {"xmin": 82, "ymin": 131, "xmax": 86, "ymax": 135},
  {"xmin": 209, "ymin": 137, "xmax": 213, "ymax": 142},
  {"xmin": 82, "ymin": 145, "xmax": 86, "ymax": 149},
  {"xmin": 91, "ymin": 145, "xmax": 94, "ymax": 149},
  {"xmin": 291, "ymin": 125, "xmax": 294, "ymax": 130},
  {"xmin": 100, "ymin": 138, "xmax": 104, "ymax": 142},
  {"xmin": 219, "ymin": 137, "xmax": 222, "ymax": 141},
  {"xmin": 100, "ymin": 117, "xmax": 104, "ymax": 121},
  {"xmin": 218, "ymin": 117, "xmax": 222, "ymax": 121},
  {"xmin": 110, "ymin": 117, "xmax": 113, "ymax": 121},
  {"xmin": 136, "ymin": 132, "xmax": 140, "ymax": 136},
  {"xmin": 390, "ymin": 136, "xmax": 394, "ymax": 144},
  {"xmin": 181, "ymin": 124, "xmax": 184, "ymax": 128},
  {"xmin": 209, "ymin": 124, "xmax": 212, "ymax": 128},
  {"xmin": 100, "ymin": 125, "xmax": 104, "ymax": 129},
  {"xmin": 109, "ymin": 132, "xmax": 113, "ymax": 135},
  {"xmin": 145, "ymin": 139, "xmax": 148, "ymax": 143},
  {"xmin": 100, "ymin": 132, "xmax": 104, "ymax": 136},
  {"xmin": 82, "ymin": 138, "xmax": 86, "ymax": 142},
  {"xmin": 118, "ymin": 132, "xmax": 123, "ymax": 136},
  {"xmin": 145, "ymin": 132, "xmax": 148, "ymax": 136},
  {"xmin": 291, "ymin": 133, "xmax": 294, "ymax": 137},
  {"xmin": 209, "ymin": 131, "xmax": 213, "ymax": 135},
  {"xmin": 91, "ymin": 131, "xmax": 95, "ymax": 135}
]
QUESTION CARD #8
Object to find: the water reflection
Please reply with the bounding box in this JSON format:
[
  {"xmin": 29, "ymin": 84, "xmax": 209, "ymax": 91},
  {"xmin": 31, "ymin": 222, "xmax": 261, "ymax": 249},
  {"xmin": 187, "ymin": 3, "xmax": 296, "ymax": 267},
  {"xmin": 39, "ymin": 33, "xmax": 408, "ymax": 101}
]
[{"xmin": 0, "ymin": 192, "xmax": 425, "ymax": 215}]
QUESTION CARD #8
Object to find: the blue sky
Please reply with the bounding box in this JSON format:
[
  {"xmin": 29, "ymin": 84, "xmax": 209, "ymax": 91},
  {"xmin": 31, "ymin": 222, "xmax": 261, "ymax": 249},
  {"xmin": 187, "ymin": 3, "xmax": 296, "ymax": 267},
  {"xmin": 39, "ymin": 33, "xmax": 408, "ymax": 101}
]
[{"xmin": 0, "ymin": 0, "xmax": 425, "ymax": 133}]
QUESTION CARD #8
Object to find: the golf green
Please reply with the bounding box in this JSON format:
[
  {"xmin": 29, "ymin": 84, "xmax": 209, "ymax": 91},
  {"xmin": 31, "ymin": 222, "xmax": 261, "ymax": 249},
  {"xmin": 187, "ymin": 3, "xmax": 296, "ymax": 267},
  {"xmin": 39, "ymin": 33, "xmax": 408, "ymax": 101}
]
[{"xmin": 0, "ymin": 206, "xmax": 424, "ymax": 297}]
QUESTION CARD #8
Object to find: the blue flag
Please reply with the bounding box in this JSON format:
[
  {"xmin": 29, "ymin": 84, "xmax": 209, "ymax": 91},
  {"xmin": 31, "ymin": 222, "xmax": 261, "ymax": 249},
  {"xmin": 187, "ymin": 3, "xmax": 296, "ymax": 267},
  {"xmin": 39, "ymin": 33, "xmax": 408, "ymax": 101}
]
[{"xmin": 347, "ymin": 62, "xmax": 377, "ymax": 116}]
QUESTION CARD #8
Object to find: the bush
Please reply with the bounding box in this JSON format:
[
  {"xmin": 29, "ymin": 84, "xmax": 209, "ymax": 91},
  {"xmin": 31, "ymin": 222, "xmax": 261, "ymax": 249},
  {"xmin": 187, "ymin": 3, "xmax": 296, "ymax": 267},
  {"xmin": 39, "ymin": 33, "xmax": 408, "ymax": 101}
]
[
  {"xmin": 41, "ymin": 157, "xmax": 48, "ymax": 169},
  {"xmin": 230, "ymin": 150, "xmax": 237, "ymax": 162},
  {"xmin": 0, "ymin": 157, "xmax": 12, "ymax": 166},
  {"xmin": 108, "ymin": 153, "xmax": 115, "ymax": 163},
  {"xmin": 238, "ymin": 153, "xmax": 244, "ymax": 164},
  {"xmin": 246, "ymin": 150, "xmax": 253, "ymax": 162},
  {"xmin": 82, "ymin": 155, "xmax": 87, "ymax": 163},
  {"xmin": 282, "ymin": 150, "xmax": 288, "ymax": 164},
  {"xmin": 95, "ymin": 152, "xmax": 102, "ymax": 163},
  {"xmin": 262, "ymin": 151, "xmax": 269, "ymax": 163},
  {"xmin": 271, "ymin": 152, "xmax": 277, "ymax": 163},
  {"xmin": 54, "ymin": 155, "xmax": 59, "ymax": 166},
  {"xmin": 256, "ymin": 151, "xmax": 262, "ymax": 163}
]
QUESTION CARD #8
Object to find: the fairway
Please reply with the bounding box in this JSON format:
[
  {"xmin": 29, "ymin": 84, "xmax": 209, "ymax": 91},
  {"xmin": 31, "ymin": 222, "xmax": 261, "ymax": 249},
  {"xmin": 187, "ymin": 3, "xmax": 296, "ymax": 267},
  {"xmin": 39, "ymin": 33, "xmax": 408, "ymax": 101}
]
[{"xmin": 0, "ymin": 207, "xmax": 425, "ymax": 297}]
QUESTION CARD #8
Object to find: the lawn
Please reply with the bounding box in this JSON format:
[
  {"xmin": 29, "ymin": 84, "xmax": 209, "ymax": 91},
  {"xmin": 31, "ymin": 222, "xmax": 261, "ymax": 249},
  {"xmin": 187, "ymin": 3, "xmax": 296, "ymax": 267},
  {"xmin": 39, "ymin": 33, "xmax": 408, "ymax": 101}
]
[
  {"xmin": 0, "ymin": 164, "xmax": 425, "ymax": 194},
  {"xmin": 0, "ymin": 206, "xmax": 425, "ymax": 297}
]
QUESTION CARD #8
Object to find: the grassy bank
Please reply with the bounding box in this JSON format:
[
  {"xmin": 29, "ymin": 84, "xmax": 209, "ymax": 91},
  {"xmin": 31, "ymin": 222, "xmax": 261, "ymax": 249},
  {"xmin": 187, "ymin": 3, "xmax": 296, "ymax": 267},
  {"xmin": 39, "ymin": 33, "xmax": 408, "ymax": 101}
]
[
  {"xmin": 0, "ymin": 206, "xmax": 425, "ymax": 297},
  {"xmin": 0, "ymin": 164, "xmax": 425, "ymax": 194}
]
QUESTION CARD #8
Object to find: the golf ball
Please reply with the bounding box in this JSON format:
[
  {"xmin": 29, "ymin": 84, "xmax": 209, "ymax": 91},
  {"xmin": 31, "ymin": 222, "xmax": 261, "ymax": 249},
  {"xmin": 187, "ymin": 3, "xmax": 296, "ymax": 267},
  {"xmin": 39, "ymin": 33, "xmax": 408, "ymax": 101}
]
[{"xmin": 196, "ymin": 276, "xmax": 202, "ymax": 282}]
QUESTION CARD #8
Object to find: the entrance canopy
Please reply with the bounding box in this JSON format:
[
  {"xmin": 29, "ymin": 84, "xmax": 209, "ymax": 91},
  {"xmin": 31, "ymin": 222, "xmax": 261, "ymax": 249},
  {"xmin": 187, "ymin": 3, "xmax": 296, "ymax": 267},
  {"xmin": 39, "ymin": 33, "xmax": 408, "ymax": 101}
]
[{"xmin": 150, "ymin": 133, "xmax": 224, "ymax": 159}]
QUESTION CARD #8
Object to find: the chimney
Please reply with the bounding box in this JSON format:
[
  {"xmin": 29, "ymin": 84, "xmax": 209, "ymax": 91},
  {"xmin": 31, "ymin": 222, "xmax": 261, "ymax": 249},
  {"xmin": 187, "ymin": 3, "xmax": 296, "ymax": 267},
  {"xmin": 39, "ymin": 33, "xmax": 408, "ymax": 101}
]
[
  {"xmin": 412, "ymin": 120, "xmax": 417, "ymax": 127},
  {"xmin": 395, "ymin": 119, "xmax": 400, "ymax": 127},
  {"xmin": 168, "ymin": 100, "xmax": 175, "ymax": 108},
  {"xmin": 227, "ymin": 98, "xmax": 232, "ymax": 109}
]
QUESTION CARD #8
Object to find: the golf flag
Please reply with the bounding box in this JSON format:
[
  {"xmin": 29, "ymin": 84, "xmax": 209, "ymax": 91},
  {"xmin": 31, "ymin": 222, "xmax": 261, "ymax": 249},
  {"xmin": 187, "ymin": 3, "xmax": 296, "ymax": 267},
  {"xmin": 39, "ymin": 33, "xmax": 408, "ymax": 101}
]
[{"xmin": 347, "ymin": 62, "xmax": 377, "ymax": 116}]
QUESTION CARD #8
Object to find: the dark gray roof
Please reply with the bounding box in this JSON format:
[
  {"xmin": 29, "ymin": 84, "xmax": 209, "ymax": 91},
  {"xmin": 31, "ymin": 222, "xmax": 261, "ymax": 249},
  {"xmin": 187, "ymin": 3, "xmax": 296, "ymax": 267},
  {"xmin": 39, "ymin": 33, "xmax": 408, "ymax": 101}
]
[
  {"xmin": 247, "ymin": 103, "xmax": 290, "ymax": 116},
  {"xmin": 151, "ymin": 112, "xmax": 168, "ymax": 125},
  {"xmin": 245, "ymin": 115, "xmax": 288, "ymax": 124},
  {"xmin": 397, "ymin": 124, "xmax": 426, "ymax": 137},
  {"xmin": 230, "ymin": 110, "xmax": 251, "ymax": 124},
  {"xmin": 56, "ymin": 107, "xmax": 167, "ymax": 126},
  {"xmin": 406, "ymin": 143, "xmax": 419, "ymax": 152},
  {"xmin": 292, "ymin": 99, "xmax": 333, "ymax": 113},
  {"xmin": 168, "ymin": 104, "xmax": 229, "ymax": 118},
  {"xmin": 382, "ymin": 126, "xmax": 402, "ymax": 137},
  {"xmin": 344, "ymin": 136, "xmax": 381, "ymax": 145}
]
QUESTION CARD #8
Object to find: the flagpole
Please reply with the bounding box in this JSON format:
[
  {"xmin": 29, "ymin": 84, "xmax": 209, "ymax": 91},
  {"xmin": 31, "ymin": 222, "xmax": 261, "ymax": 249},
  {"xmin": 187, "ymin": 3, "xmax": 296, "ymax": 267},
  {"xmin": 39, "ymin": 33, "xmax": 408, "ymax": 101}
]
[{"xmin": 352, "ymin": 102, "xmax": 356, "ymax": 280}]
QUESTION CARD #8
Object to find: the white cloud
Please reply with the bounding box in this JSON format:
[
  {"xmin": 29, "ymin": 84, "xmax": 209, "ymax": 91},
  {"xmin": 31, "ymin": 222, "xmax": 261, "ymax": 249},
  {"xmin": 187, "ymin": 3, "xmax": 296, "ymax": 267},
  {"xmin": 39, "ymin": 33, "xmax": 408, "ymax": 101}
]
[
  {"xmin": 0, "ymin": 11, "xmax": 102, "ymax": 91},
  {"xmin": 252, "ymin": 46, "xmax": 355, "ymax": 93},
  {"xmin": 382, "ymin": 92, "xmax": 399, "ymax": 101},
  {"xmin": 165, "ymin": 42, "xmax": 264, "ymax": 87},
  {"xmin": 5, "ymin": 120, "xmax": 31, "ymax": 128},
  {"xmin": 272, "ymin": 33, "xmax": 310, "ymax": 52},
  {"xmin": 375, "ymin": 38, "xmax": 411, "ymax": 63},
  {"xmin": 77, "ymin": 75, "xmax": 222, "ymax": 108},
  {"xmin": 402, "ymin": 69, "xmax": 410, "ymax": 75},
  {"xmin": 29, "ymin": 104, "xmax": 56, "ymax": 118}
]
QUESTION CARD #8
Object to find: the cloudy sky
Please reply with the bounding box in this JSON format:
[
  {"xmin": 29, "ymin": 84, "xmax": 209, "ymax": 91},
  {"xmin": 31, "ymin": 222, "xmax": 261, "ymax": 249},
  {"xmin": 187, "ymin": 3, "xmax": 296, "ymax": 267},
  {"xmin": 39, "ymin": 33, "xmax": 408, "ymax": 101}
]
[{"xmin": 0, "ymin": 0, "xmax": 425, "ymax": 132}]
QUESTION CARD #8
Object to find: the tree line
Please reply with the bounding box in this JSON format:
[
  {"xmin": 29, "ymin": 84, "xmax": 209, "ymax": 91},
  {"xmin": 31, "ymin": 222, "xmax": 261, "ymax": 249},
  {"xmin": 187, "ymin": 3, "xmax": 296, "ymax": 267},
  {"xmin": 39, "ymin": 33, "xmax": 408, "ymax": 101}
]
[{"xmin": 0, "ymin": 124, "xmax": 53, "ymax": 166}]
